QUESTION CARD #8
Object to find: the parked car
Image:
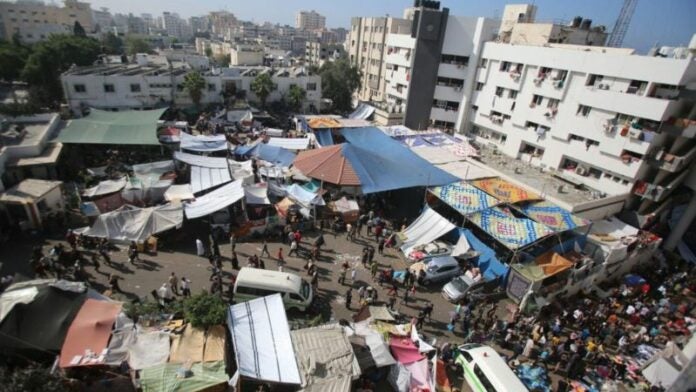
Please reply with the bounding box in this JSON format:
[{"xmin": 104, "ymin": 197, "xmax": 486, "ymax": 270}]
[
  {"xmin": 408, "ymin": 256, "xmax": 462, "ymax": 285},
  {"xmin": 443, "ymin": 274, "xmax": 503, "ymax": 303},
  {"xmin": 407, "ymin": 241, "xmax": 453, "ymax": 262}
]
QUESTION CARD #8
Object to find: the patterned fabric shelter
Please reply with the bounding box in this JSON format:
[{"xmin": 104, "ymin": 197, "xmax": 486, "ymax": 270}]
[
  {"xmin": 467, "ymin": 206, "xmax": 554, "ymax": 250},
  {"xmin": 429, "ymin": 181, "xmax": 499, "ymax": 216},
  {"xmin": 519, "ymin": 201, "xmax": 590, "ymax": 232},
  {"xmin": 307, "ymin": 117, "xmax": 342, "ymax": 129},
  {"xmin": 471, "ymin": 178, "xmax": 540, "ymax": 203}
]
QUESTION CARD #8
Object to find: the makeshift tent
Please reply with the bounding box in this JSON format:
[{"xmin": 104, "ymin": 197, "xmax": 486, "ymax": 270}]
[
  {"xmin": 471, "ymin": 177, "xmax": 540, "ymax": 203},
  {"xmin": 291, "ymin": 324, "xmax": 360, "ymax": 390},
  {"xmin": 58, "ymin": 108, "xmax": 165, "ymax": 145},
  {"xmin": 381, "ymin": 125, "xmax": 416, "ymax": 137},
  {"xmin": 173, "ymin": 151, "xmax": 228, "ymax": 168},
  {"xmin": 534, "ymin": 252, "xmax": 574, "ymax": 276},
  {"xmin": 139, "ymin": 361, "xmax": 228, "ymax": 392},
  {"xmin": 103, "ymin": 313, "xmax": 136, "ymax": 366},
  {"xmin": 307, "ymin": 117, "xmax": 341, "ymax": 129},
  {"xmin": 390, "ymin": 336, "xmax": 424, "ymax": 365},
  {"xmin": 314, "ymin": 129, "xmax": 334, "ymax": 147},
  {"xmin": 125, "ymin": 160, "xmax": 175, "ymax": 203},
  {"xmin": 266, "ymin": 137, "xmax": 310, "ymax": 150},
  {"xmin": 174, "ymin": 151, "xmax": 232, "ymax": 193},
  {"xmin": 179, "ymin": 131, "xmax": 228, "ymax": 152},
  {"xmin": 84, "ymin": 204, "xmax": 183, "ymax": 242},
  {"xmin": 351, "ymin": 321, "xmax": 396, "ymax": 369},
  {"xmin": 293, "ymin": 145, "xmax": 360, "ymax": 186},
  {"xmin": 184, "ymin": 180, "xmax": 244, "ymax": 219},
  {"xmin": 128, "ymin": 331, "xmax": 171, "ymax": 370},
  {"xmin": 254, "ymin": 144, "xmax": 296, "ymax": 167},
  {"xmin": 59, "ymin": 299, "xmax": 122, "ymax": 368},
  {"xmin": 169, "ymin": 324, "xmax": 225, "ymax": 364},
  {"xmin": 466, "ymin": 206, "xmax": 554, "ymax": 250},
  {"xmin": 244, "ymin": 183, "xmax": 270, "ymax": 205},
  {"xmin": 164, "ymin": 184, "xmax": 194, "ymax": 202},
  {"xmin": 263, "ymin": 128, "xmax": 284, "ymax": 137},
  {"xmin": 437, "ymin": 160, "xmax": 495, "ymax": 180},
  {"xmin": 458, "ymin": 228, "xmax": 510, "ymax": 281},
  {"xmin": 286, "ymin": 184, "xmax": 325, "ymax": 207},
  {"xmin": 430, "ymin": 181, "xmax": 499, "ymax": 216},
  {"xmin": 348, "ymin": 103, "xmax": 376, "ymax": 120},
  {"xmin": 227, "ymin": 294, "xmax": 301, "ymax": 384},
  {"xmin": 412, "ymin": 146, "xmax": 464, "ymax": 164},
  {"xmin": 399, "ymin": 207, "xmax": 456, "ymax": 255},
  {"xmin": 340, "ymin": 127, "xmax": 459, "ymax": 193},
  {"xmin": 82, "ymin": 177, "xmax": 127, "ymax": 197},
  {"xmin": 328, "ymin": 197, "xmax": 360, "ymax": 222},
  {"xmin": 519, "ymin": 201, "xmax": 590, "ymax": 232},
  {"xmin": 642, "ymin": 358, "xmax": 681, "ymax": 389}
]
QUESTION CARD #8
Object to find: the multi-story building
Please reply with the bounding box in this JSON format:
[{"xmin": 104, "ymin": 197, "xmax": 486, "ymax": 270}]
[
  {"xmin": 162, "ymin": 12, "xmax": 191, "ymax": 40},
  {"xmin": 126, "ymin": 14, "xmax": 147, "ymax": 35},
  {"xmin": 348, "ymin": 14, "xmax": 411, "ymax": 102},
  {"xmin": 305, "ymin": 41, "xmax": 344, "ymax": 66},
  {"xmin": 295, "ymin": 10, "xmax": 325, "ymax": 31},
  {"xmin": 209, "ymin": 11, "xmax": 237, "ymax": 37},
  {"xmin": 220, "ymin": 67, "xmax": 321, "ymax": 111},
  {"xmin": 230, "ymin": 44, "xmax": 264, "ymax": 66},
  {"xmin": 189, "ymin": 16, "xmax": 209, "ymax": 34},
  {"xmin": 92, "ymin": 7, "xmax": 113, "ymax": 32},
  {"xmin": 0, "ymin": 0, "xmax": 94, "ymax": 43},
  {"xmin": 465, "ymin": 42, "xmax": 696, "ymax": 222}
]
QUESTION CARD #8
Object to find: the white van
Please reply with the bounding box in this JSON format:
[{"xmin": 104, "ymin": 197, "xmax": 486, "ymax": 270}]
[
  {"xmin": 455, "ymin": 344, "xmax": 528, "ymax": 392},
  {"xmin": 233, "ymin": 268, "xmax": 313, "ymax": 312}
]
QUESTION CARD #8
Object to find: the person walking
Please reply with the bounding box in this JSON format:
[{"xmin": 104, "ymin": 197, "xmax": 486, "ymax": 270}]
[
  {"xmin": 229, "ymin": 232, "xmax": 236, "ymax": 252},
  {"xmin": 288, "ymin": 240, "xmax": 298, "ymax": 257},
  {"xmin": 402, "ymin": 286, "xmax": 410, "ymax": 304},
  {"xmin": 277, "ymin": 248, "xmax": 284, "ymax": 264},
  {"xmin": 310, "ymin": 270, "xmax": 318, "ymax": 290},
  {"xmin": 378, "ymin": 238, "xmax": 385, "ymax": 255},
  {"xmin": 423, "ymin": 302, "xmax": 434, "ymax": 322},
  {"xmin": 339, "ymin": 266, "xmax": 347, "ymax": 285},
  {"xmin": 361, "ymin": 248, "xmax": 369, "ymax": 266},
  {"xmin": 109, "ymin": 274, "xmax": 121, "ymax": 293},
  {"xmin": 196, "ymin": 238, "xmax": 206, "ymax": 257},
  {"xmin": 388, "ymin": 295, "xmax": 396, "ymax": 311},
  {"xmin": 416, "ymin": 311, "xmax": 426, "ymax": 330},
  {"xmin": 351, "ymin": 268, "xmax": 357, "ymax": 284},
  {"xmin": 370, "ymin": 262, "xmax": 378, "ymax": 279},
  {"xmin": 345, "ymin": 288, "xmax": 353, "ymax": 309},
  {"xmin": 231, "ymin": 251, "xmax": 239, "ymax": 270},
  {"xmin": 180, "ymin": 277, "xmax": 192, "ymax": 297},
  {"xmin": 168, "ymin": 272, "xmax": 179, "ymax": 295},
  {"xmin": 368, "ymin": 247, "xmax": 375, "ymax": 264},
  {"xmin": 346, "ymin": 223, "xmax": 353, "ymax": 241},
  {"xmin": 259, "ymin": 258, "xmax": 265, "ymax": 270},
  {"xmin": 260, "ymin": 239, "xmax": 270, "ymax": 257}
]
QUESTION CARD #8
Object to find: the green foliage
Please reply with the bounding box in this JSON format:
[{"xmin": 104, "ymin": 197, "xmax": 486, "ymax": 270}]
[
  {"xmin": 250, "ymin": 72, "xmax": 275, "ymax": 108},
  {"xmin": 101, "ymin": 32, "xmax": 123, "ymax": 55},
  {"xmin": 125, "ymin": 36, "xmax": 151, "ymax": 55},
  {"xmin": 183, "ymin": 291, "xmax": 227, "ymax": 329},
  {"xmin": 318, "ymin": 59, "xmax": 361, "ymax": 113},
  {"xmin": 73, "ymin": 21, "xmax": 86, "ymax": 37},
  {"xmin": 0, "ymin": 40, "xmax": 31, "ymax": 81},
  {"xmin": 0, "ymin": 365, "xmax": 67, "ymax": 392},
  {"xmin": 214, "ymin": 54, "xmax": 230, "ymax": 67},
  {"xmin": 182, "ymin": 71, "xmax": 206, "ymax": 108},
  {"xmin": 205, "ymin": 47, "xmax": 213, "ymax": 57},
  {"xmin": 287, "ymin": 84, "xmax": 307, "ymax": 113},
  {"xmin": 21, "ymin": 35, "xmax": 101, "ymax": 107}
]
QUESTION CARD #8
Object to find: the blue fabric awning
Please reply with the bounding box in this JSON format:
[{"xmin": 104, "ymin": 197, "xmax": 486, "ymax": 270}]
[
  {"xmin": 314, "ymin": 129, "xmax": 334, "ymax": 147},
  {"xmin": 234, "ymin": 144, "xmax": 258, "ymax": 156},
  {"xmin": 340, "ymin": 127, "xmax": 459, "ymax": 193},
  {"xmin": 236, "ymin": 144, "xmax": 295, "ymax": 167},
  {"xmin": 459, "ymin": 228, "xmax": 509, "ymax": 282}
]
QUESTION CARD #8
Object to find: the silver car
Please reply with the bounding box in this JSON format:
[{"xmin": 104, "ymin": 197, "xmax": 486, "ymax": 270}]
[
  {"xmin": 442, "ymin": 274, "xmax": 479, "ymax": 302},
  {"xmin": 409, "ymin": 256, "xmax": 462, "ymax": 285}
]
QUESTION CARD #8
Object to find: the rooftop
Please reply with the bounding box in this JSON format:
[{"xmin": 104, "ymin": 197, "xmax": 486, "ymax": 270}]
[
  {"xmin": 0, "ymin": 113, "xmax": 58, "ymax": 149},
  {"xmin": 62, "ymin": 63, "xmax": 194, "ymax": 77},
  {"xmin": 0, "ymin": 178, "xmax": 62, "ymax": 203}
]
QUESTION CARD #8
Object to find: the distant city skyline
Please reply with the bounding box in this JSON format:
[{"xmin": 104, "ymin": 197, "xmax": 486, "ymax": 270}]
[{"xmin": 75, "ymin": 0, "xmax": 694, "ymax": 52}]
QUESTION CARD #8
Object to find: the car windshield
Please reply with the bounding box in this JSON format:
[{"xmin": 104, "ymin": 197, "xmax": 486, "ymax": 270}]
[
  {"xmin": 450, "ymin": 277, "xmax": 471, "ymax": 291},
  {"xmin": 300, "ymin": 280, "xmax": 310, "ymax": 300}
]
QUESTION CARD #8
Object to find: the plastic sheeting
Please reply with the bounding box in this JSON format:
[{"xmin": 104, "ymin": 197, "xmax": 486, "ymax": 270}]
[
  {"xmin": 340, "ymin": 128, "xmax": 459, "ymax": 194},
  {"xmin": 179, "ymin": 131, "xmax": 228, "ymax": 152},
  {"xmin": 244, "ymin": 183, "xmax": 270, "ymax": 205},
  {"xmin": 0, "ymin": 286, "xmax": 38, "ymax": 324},
  {"xmin": 139, "ymin": 361, "xmax": 228, "ymax": 392},
  {"xmin": 430, "ymin": 181, "xmax": 499, "ymax": 216},
  {"xmin": 173, "ymin": 151, "xmax": 227, "ymax": 168},
  {"xmin": 227, "ymin": 294, "xmax": 301, "ymax": 384},
  {"xmin": 190, "ymin": 165, "xmax": 232, "ymax": 194},
  {"xmin": 458, "ymin": 228, "xmax": 509, "ymax": 281},
  {"xmin": 82, "ymin": 177, "xmax": 127, "ymax": 197},
  {"xmin": 437, "ymin": 161, "xmax": 495, "ymax": 181},
  {"xmin": 128, "ymin": 331, "xmax": 171, "ymax": 370},
  {"xmin": 58, "ymin": 108, "xmax": 164, "ymax": 145},
  {"xmin": 642, "ymin": 358, "xmax": 680, "ymax": 389},
  {"xmin": 184, "ymin": 180, "xmax": 244, "ymax": 219},
  {"xmin": 59, "ymin": 299, "xmax": 121, "ymax": 368},
  {"xmin": 84, "ymin": 204, "xmax": 183, "ymax": 242},
  {"xmin": 412, "ymin": 146, "xmax": 463, "ymax": 164},
  {"xmin": 286, "ymin": 184, "xmax": 325, "ymax": 207},
  {"xmin": 266, "ymin": 137, "xmax": 310, "ymax": 150},
  {"xmin": 399, "ymin": 207, "xmax": 456, "ymax": 255},
  {"xmin": 390, "ymin": 336, "xmax": 424, "ymax": 364},
  {"xmin": 239, "ymin": 143, "xmax": 296, "ymax": 167},
  {"xmin": 291, "ymin": 324, "xmax": 360, "ymax": 388},
  {"xmin": 163, "ymin": 184, "xmax": 194, "ymax": 202},
  {"xmin": 467, "ymin": 206, "xmax": 554, "ymax": 250},
  {"xmin": 348, "ymin": 103, "xmax": 375, "ymax": 120},
  {"xmin": 314, "ymin": 129, "xmax": 334, "ymax": 147}
]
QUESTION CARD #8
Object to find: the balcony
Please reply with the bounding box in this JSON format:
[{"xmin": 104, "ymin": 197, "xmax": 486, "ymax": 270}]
[
  {"xmin": 434, "ymin": 84, "xmax": 463, "ymax": 102},
  {"xmin": 430, "ymin": 107, "xmax": 459, "ymax": 123},
  {"xmin": 655, "ymin": 144, "xmax": 696, "ymax": 173},
  {"xmin": 580, "ymin": 87, "xmax": 678, "ymax": 122},
  {"xmin": 438, "ymin": 63, "xmax": 467, "ymax": 79},
  {"xmin": 633, "ymin": 169, "xmax": 690, "ymax": 202},
  {"xmin": 386, "ymin": 51, "xmax": 411, "ymax": 68}
]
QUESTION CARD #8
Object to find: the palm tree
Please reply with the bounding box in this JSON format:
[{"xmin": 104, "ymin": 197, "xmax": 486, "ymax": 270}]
[
  {"xmin": 250, "ymin": 72, "xmax": 275, "ymax": 108},
  {"xmin": 182, "ymin": 71, "xmax": 206, "ymax": 108},
  {"xmin": 287, "ymin": 85, "xmax": 307, "ymax": 113}
]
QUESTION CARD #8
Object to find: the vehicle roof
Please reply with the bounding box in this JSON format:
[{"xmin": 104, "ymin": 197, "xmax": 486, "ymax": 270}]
[
  {"xmin": 236, "ymin": 267, "xmax": 303, "ymax": 291},
  {"xmin": 456, "ymin": 274, "xmax": 476, "ymax": 285},
  {"xmin": 459, "ymin": 344, "xmax": 528, "ymax": 391},
  {"xmin": 427, "ymin": 256, "xmax": 458, "ymax": 267}
]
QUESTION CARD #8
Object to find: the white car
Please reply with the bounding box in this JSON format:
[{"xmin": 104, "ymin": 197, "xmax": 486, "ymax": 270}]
[
  {"xmin": 407, "ymin": 241, "xmax": 453, "ymax": 262},
  {"xmin": 408, "ymin": 256, "xmax": 462, "ymax": 285}
]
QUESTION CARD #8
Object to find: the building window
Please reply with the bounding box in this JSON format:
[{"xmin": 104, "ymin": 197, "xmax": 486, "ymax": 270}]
[
  {"xmin": 480, "ymin": 59, "xmax": 488, "ymax": 69},
  {"xmin": 577, "ymin": 105, "xmax": 591, "ymax": 117},
  {"xmin": 586, "ymin": 74, "xmax": 603, "ymax": 86},
  {"xmin": 104, "ymin": 84, "xmax": 115, "ymax": 93},
  {"xmin": 73, "ymin": 84, "xmax": 86, "ymax": 93},
  {"xmin": 130, "ymin": 84, "xmax": 141, "ymax": 93},
  {"xmin": 547, "ymin": 98, "xmax": 559, "ymax": 109},
  {"xmin": 441, "ymin": 54, "xmax": 469, "ymax": 67},
  {"xmin": 306, "ymin": 82, "xmax": 317, "ymax": 91},
  {"xmin": 500, "ymin": 61, "xmax": 511, "ymax": 72},
  {"xmin": 208, "ymin": 84, "xmax": 216, "ymax": 91},
  {"xmin": 495, "ymin": 87, "xmax": 504, "ymax": 97},
  {"xmin": 508, "ymin": 90, "xmax": 518, "ymax": 99}
]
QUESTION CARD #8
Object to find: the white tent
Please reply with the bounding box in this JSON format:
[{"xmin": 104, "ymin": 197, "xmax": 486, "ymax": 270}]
[
  {"xmin": 642, "ymin": 357, "xmax": 681, "ymax": 389},
  {"xmin": 84, "ymin": 204, "xmax": 183, "ymax": 242},
  {"xmin": 399, "ymin": 207, "xmax": 456, "ymax": 255},
  {"xmin": 244, "ymin": 183, "xmax": 270, "ymax": 205},
  {"xmin": 227, "ymin": 294, "xmax": 301, "ymax": 385},
  {"xmin": 164, "ymin": 184, "xmax": 195, "ymax": 202},
  {"xmin": 82, "ymin": 177, "xmax": 127, "ymax": 197},
  {"xmin": 266, "ymin": 137, "xmax": 310, "ymax": 151},
  {"xmin": 184, "ymin": 180, "xmax": 244, "ymax": 219},
  {"xmin": 286, "ymin": 184, "xmax": 325, "ymax": 207},
  {"xmin": 179, "ymin": 131, "xmax": 228, "ymax": 152},
  {"xmin": 174, "ymin": 151, "xmax": 233, "ymax": 194}
]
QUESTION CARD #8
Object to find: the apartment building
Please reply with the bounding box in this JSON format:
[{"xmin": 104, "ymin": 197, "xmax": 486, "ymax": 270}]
[
  {"xmin": 305, "ymin": 41, "xmax": 344, "ymax": 66},
  {"xmin": 0, "ymin": 0, "xmax": 93, "ymax": 43},
  {"xmin": 209, "ymin": 11, "xmax": 237, "ymax": 37},
  {"xmin": 348, "ymin": 15, "xmax": 411, "ymax": 102},
  {"xmin": 162, "ymin": 12, "xmax": 191, "ymax": 40},
  {"xmin": 230, "ymin": 44, "xmax": 264, "ymax": 66},
  {"xmin": 295, "ymin": 10, "xmax": 325, "ymax": 31},
  {"xmin": 92, "ymin": 7, "xmax": 113, "ymax": 32},
  {"xmin": 465, "ymin": 42, "xmax": 696, "ymax": 222},
  {"xmin": 220, "ymin": 67, "xmax": 321, "ymax": 111}
]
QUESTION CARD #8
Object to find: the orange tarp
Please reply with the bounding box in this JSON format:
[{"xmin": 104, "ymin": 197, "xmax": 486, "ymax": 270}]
[
  {"xmin": 535, "ymin": 252, "xmax": 574, "ymax": 276},
  {"xmin": 59, "ymin": 299, "xmax": 121, "ymax": 368},
  {"xmin": 293, "ymin": 144, "xmax": 361, "ymax": 186},
  {"xmin": 307, "ymin": 117, "xmax": 341, "ymax": 129},
  {"xmin": 471, "ymin": 177, "xmax": 540, "ymax": 203}
]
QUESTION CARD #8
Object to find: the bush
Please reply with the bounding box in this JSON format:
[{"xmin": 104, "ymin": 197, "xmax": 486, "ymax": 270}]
[
  {"xmin": 183, "ymin": 291, "xmax": 227, "ymax": 329},
  {"xmin": 0, "ymin": 365, "xmax": 67, "ymax": 392}
]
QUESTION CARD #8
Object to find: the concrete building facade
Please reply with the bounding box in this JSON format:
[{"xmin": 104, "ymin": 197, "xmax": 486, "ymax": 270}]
[
  {"xmin": 230, "ymin": 44, "xmax": 265, "ymax": 66},
  {"xmin": 0, "ymin": 0, "xmax": 94, "ymax": 43},
  {"xmin": 295, "ymin": 10, "xmax": 326, "ymax": 31}
]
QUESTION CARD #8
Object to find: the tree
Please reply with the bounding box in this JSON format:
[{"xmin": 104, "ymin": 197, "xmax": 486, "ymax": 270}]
[
  {"xmin": 101, "ymin": 32, "xmax": 123, "ymax": 54},
  {"xmin": 0, "ymin": 365, "xmax": 68, "ymax": 392},
  {"xmin": 0, "ymin": 40, "xmax": 31, "ymax": 81},
  {"xmin": 204, "ymin": 47, "xmax": 213, "ymax": 58},
  {"xmin": 250, "ymin": 72, "xmax": 275, "ymax": 108},
  {"xmin": 73, "ymin": 21, "xmax": 86, "ymax": 37},
  {"xmin": 214, "ymin": 54, "xmax": 230, "ymax": 67},
  {"xmin": 183, "ymin": 291, "xmax": 227, "ymax": 329},
  {"xmin": 21, "ymin": 35, "xmax": 101, "ymax": 107},
  {"xmin": 182, "ymin": 71, "xmax": 206, "ymax": 108},
  {"xmin": 287, "ymin": 85, "xmax": 307, "ymax": 113},
  {"xmin": 125, "ymin": 36, "xmax": 151, "ymax": 55},
  {"xmin": 318, "ymin": 59, "xmax": 361, "ymax": 113}
]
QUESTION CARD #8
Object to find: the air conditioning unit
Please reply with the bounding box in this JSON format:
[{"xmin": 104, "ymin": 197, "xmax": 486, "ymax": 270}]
[
  {"xmin": 628, "ymin": 128, "xmax": 642, "ymax": 139},
  {"xmin": 575, "ymin": 166, "xmax": 588, "ymax": 176}
]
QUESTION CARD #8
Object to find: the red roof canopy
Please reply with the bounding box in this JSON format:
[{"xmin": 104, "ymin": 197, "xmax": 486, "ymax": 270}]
[
  {"xmin": 59, "ymin": 299, "xmax": 121, "ymax": 368},
  {"xmin": 293, "ymin": 144, "xmax": 361, "ymax": 186}
]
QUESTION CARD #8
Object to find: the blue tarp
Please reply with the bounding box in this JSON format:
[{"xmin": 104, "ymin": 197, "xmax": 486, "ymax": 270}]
[
  {"xmin": 301, "ymin": 179, "xmax": 321, "ymax": 193},
  {"xmin": 237, "ymin": 144, "xmax": 295, "ymax": 167},
  {"xmin": 234, "ymin": 144, "xmax": 258, "ymax": 156},
  {"xmin": 340, "ymin": 127, "xmax": 459, "ymax": 194},
  {"xmin": 458, "ymin": 228, "xmax": 509, "ymax": 282},
  {"xmin": 314, "ymin": 129, "xmax": 334, "ymax": 146}
]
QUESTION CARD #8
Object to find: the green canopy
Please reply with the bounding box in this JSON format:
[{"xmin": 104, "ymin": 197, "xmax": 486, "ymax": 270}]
[
  {"xmin": 139, "ymin": 361, "xmax": 228, "ymax": 392},
  {"xmin": 58, "ymin": 108, "xmax": 166, "ymax": 145}
]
